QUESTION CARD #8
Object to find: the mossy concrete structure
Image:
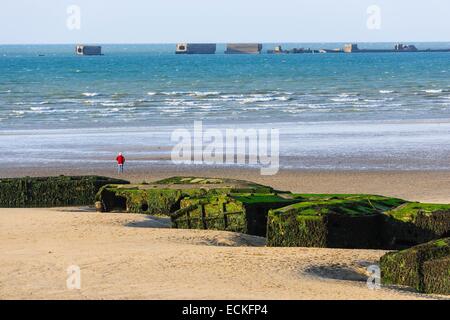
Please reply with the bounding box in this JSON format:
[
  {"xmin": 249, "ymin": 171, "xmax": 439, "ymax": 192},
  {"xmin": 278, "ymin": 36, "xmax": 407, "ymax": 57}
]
[
  {"xmin": 96, "ymin": 176, "xmax": 450, "ymax": 250},
  {"xmin": 380, "ymin": 238, "xmax": 450, "ymax": 295},
  {"xmin": 267, "ymin": 195, "xmax": 450, "ymax": 249},
  {"xmin": 0, "ymin": 176, "xmax": 128, "ymax": 207},
  {"xmin": 97, "ymin": 177, "xmax": 297, "ymax": 236}
]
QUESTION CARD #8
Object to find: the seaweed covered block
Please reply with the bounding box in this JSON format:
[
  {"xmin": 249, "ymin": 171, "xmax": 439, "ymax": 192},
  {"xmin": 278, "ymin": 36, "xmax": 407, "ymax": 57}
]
[
  {"xmin": 380, "ymin": 238, "xmax": 450, "ymax": 293},
  {"xmin": 95, "ymin": 175, "xmax": 273, "ymax": 215},
  {"xmin": 292, "ymin": 194, "xmax": 407, "ymax": 210},
  {"xmin": 172, "ymin": 193, "xmax": 300, "ymax": 236},
  {"xmin": 0, "ymin": 176, "xmax": 128, "ymax": 208},
  {"xmin": 384, "ymin": 203, "xmax": 450, "ymax": 248},
  {"xmin": 423, "ymin": 256, "xmax": 450, "ymax": 295},
  {"xmin": 154, "ymin": 176, "xmax": 275, "ymax": 194},
  {"xmin": 229, "ymin": 194, "xmax": 301, "ymax": 236},
  {"xmin": 99, "ymin": 176, "xmax": 290, "ymax": 225},
  {"xmin": 96, "ymin": 184, "xmax": 208, "ymax": 215},
  {"xmin": 267, "ymin": 196, "xmax": 405, "ymax": 248},
  {"xmin": 173, "ymin": 195, "xmax": 247, "ymax": 233}
]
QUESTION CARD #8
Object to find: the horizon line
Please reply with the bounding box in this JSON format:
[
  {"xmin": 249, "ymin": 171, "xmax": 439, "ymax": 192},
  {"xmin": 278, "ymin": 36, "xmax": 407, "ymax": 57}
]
[{"xmin": 1, "ymin": 40, "xmax": 450, "ymax": 46}]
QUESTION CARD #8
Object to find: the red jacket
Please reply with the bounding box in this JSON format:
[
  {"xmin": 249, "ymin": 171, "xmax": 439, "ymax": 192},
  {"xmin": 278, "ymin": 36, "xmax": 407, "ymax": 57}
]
[{"xmin": 116, "ymin": 155, "xmax": 125, "ymax": 165}]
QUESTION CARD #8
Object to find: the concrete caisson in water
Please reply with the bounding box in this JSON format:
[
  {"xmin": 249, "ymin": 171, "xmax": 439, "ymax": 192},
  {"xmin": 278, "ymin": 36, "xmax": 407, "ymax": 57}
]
[
  {"xmin": 76, "ymin": 45, "xmax": 102, "ymax": 56},
  {"xmin": 225, "ymin": 43, "xmax": 262, "ymax": 54},
  {"xmin": 175, "ymin": 43, "xmax": 216, "ymax": 54}
]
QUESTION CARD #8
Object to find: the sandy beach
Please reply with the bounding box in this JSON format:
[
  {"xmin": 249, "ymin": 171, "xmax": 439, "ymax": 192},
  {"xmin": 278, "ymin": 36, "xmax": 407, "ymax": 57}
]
[
  {"xmin": 1, "ymin": 168, "xmax": 449, "ymax": 300},
  {"xmin": 1, "ymin": 207, "xmax": 444, "ymax": 300}
]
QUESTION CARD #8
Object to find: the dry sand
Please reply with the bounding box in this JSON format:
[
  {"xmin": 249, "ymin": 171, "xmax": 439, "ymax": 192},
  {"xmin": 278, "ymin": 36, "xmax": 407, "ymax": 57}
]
[{"xmin": 0, "ymin": 208, "xmax": 446, "ymax": 300}]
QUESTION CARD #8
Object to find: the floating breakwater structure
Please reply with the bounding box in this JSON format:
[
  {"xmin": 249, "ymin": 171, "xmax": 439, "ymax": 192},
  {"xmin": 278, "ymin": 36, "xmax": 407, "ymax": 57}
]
[
  {"xmin": 225, "ymin": 43, "xmax": 263, "ymax": 54},
  {"xmin": 76, "ymin": 45, "xmax": 103, "ymax": 56},
  {"xmin": 74, "ymin": 43, "xmax": 450, "ymax": 55},
  {"xmin": 175, "ymin": 43, "xmax": 217, "ymax": 54},
  {"xmin": 173, "ymin": 43, "xmax": 449, "ymax": 55},
  {"xmin": 268, "ymin": 43, "xmax": 450, "ymax": 54}
]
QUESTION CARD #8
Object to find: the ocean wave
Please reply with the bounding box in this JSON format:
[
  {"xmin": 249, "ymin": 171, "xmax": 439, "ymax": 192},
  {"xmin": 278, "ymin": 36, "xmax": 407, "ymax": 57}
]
[
  {"xmin": 219, "ymin": 94, "xmax": 245, "ymax": 99},
  {"xmin": 240, "ymin": 96, "xmax": 291, "ymax": 104},
  {"xmin": 13, "ymin": 101, "xmax": 50, "ymax": 106},
  {"xmin": 338, "ymin": 93, "xmax": 360, "ymax": 97},
  {"xmin": 161, "ymin": 91, "xmax": 188, "ymax": 96},
  {"xmin": 30, "ymin": 107, "xmax": 53, "ymax": 112},
  {"xmin": 82, "ymin": 92, "xmax": 100, "ymax": 97},
  {"xmin": 330, "ymin": 97, "xmax": 360, "ymax": 102},
  {"xmin": 196, "ymin": 105, "xmax": 215, "ymax": 109},
  {"xmin": 147, "ymin": 92, "xmax": 157, "ymax": 96},
  {"xmin": 422, "ymin": 89, "xmax": 443, "ymax": 94},
  {"xmin": 100, "ymin": 102, "xmax": 135, "ymax": 107},
  {"xmin": 379, "ymin": 90, "xmax": 394, "ymax": 94},
  {"xmin": 188, "ymin": 91, "xmax": 221, "ymax": 97}
]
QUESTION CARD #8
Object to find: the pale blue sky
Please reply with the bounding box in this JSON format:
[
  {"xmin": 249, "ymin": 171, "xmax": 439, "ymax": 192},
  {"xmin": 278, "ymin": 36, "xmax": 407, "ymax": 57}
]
[{"xmin": 0, "ymin": 0, "xmax": 449, "ymax": 44}]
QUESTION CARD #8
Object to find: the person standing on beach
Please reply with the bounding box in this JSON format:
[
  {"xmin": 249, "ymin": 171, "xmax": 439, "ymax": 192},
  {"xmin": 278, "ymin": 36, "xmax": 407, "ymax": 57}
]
[{"xmin": 116, "ymin": 152, "xmax": 125, "ymax": 174}]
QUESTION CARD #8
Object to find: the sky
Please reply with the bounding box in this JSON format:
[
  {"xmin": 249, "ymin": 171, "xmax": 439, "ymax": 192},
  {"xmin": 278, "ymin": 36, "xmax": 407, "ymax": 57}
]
[{"xmin": 0, "ymin": 0, "xmax": 449, "ymax": 44}]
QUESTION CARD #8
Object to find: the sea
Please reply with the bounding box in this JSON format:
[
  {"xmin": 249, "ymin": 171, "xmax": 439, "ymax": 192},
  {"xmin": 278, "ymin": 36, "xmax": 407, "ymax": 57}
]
[{"xmin": 0, "ymin": 43, "xmax": 449, "ymax": 171}]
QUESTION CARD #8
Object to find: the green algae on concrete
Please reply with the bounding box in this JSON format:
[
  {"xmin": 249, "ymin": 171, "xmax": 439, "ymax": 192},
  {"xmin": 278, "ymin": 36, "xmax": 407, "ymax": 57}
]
[
  {"xmin": 422, "ymin": 256, "xmax": 450, "ymax": 295},
  {"xmin": 384, "ymin": 203, "xmax": 450, "ymax": 248},
  {"xmin": 0, "ymin": 176, "xmax": 129, "ymax": 208},
  {"xmin": 380, "ymin": 238, "xmax": 450, "ymax": 295},
  {"xmin": 172, "ymin": 192, "xmax": 301, "ymax": 236},
  {"xmin": 267, "ymin": 196, "xmax": 405, "ymax": 248},
  {"xmin": 268, "ymin": 195, "xmax": 450, "ymax": 249},
  {"xmin": 95, "ymin": 177, "xmax": 286, "ymax": 224},
  {"xmin": 95, "ymin": 177, "xmax": 450, "ymax": 250},
  {"xmin": 96, "ymin": 184, "xmax": 209, "ymax": 215}
]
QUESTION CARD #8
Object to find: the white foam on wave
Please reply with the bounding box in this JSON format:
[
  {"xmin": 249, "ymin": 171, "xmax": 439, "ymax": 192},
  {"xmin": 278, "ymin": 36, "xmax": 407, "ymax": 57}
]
[
  {"xmin": 100, "ymin": 102, "xmax": 135, "ymax": 107},
  {"xmin": 161, "ymin": 91, "xmax": 187, "ymax": 96},
  {"xmin": 82, "ymin": 92, "xmax": 100, "ymax": 97},
  {"xmin": 188, "ymin": 91, "xmax": 221, "ymax": 97},
  {"xmin": 330, "ymin": 97, "xmax": 359, "ymax": 102},
  {"xmin": 423, "ymin": 89, "xmax": 443, "ymax": 94},
  {"xmin": 147, "ymin": 92, "xmax": 157, "ymax": 96},
  {"xmin": 30, "ymin": 106, "xmax": 53, "ymax": 112},
  {"xmin": 379, "ymin": 90, "xmax": 394, "ymax": 94},
  {"xmin": 14, "ymin": 101, "xmax": 50, "ymax": 106},
  {"xmin": 196, "ymin": 105, "xmax": 215, "ymax": 109},
  {"xmin": 240, "ymin": 96, "xmax": 291, "ymax": 104}
]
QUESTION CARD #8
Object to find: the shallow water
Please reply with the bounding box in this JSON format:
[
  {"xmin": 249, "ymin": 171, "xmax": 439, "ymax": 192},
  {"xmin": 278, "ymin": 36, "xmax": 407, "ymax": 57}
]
[{"xmin": 1, "ymin": 44, "xmax": 449, "ymax": 170}]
